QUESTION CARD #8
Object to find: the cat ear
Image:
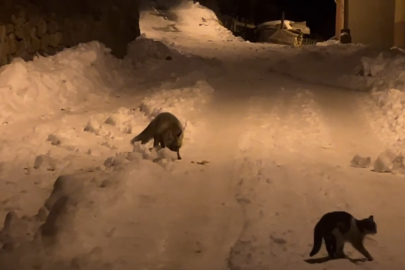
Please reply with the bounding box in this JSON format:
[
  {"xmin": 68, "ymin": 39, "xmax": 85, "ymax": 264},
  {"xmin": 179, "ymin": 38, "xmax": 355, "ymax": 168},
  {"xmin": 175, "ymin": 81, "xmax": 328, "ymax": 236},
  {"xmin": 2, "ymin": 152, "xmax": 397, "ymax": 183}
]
[
  {"xmin": 177, "ymin": 130, "xmax": 183, "ymax": 137},
  {"xmin": 369, "ymin": 215, "xmax": 374, "ymax": 220}
]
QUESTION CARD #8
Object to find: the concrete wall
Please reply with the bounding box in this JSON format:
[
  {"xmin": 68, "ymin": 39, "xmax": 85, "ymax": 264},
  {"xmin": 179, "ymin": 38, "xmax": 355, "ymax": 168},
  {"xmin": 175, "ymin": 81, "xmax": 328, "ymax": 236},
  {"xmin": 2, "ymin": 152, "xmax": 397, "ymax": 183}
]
[
  {"xmin": 348, "ymin": 0, "xmax": 396, "ymax": 49},
  {"xmin": 395, "ymin": 0, "xmax": 405, "ymax": 48},
  {"xmin": 335, "ymin": 0, "xmax": 344, "ymax": 39},
  {"xmin": 0, "ymin": 0, "xmax": 140, "ymax": 66}
]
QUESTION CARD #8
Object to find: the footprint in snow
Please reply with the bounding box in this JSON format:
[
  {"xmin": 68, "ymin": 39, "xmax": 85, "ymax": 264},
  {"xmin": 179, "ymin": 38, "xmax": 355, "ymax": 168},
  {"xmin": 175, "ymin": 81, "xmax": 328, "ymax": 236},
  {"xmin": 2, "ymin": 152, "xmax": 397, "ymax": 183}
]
[{"xmin": 270, "ymin": 235, "xmax": 287, "ymax": 245}]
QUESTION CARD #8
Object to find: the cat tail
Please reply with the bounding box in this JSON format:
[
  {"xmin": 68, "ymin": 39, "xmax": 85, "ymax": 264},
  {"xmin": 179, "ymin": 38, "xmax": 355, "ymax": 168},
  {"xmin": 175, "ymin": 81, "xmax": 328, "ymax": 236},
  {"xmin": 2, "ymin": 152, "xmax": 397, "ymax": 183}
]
[{"xmin": 309, "ymin": 220, "xmax": 323, "ymax": 257}]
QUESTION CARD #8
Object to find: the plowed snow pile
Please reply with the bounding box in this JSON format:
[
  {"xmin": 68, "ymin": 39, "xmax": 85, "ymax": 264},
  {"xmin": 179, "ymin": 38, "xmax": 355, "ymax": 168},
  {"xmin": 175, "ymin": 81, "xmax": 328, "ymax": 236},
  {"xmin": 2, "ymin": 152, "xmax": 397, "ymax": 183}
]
[
  {"xmin": 140, "ymin": 1, "xmax": 236, "ymax": 43},
  {"xmin": 271, "ymin": 44, "xmax": 405, "ymax": 153},
  {"xmin": 0, "ymin": 42, "xmax": 126, "ymax": 124},
  {"xmin": 2, "ymin": 1, "xmax": 405, "ymax": 270},
  {"xmin": 0, "ymin": 19, "xmax": 221, "ymax": 269}
]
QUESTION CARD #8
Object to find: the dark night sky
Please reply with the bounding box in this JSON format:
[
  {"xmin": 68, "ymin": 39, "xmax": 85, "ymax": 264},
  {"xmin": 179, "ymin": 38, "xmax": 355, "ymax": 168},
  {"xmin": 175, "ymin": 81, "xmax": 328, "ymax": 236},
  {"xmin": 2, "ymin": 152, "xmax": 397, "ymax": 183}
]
[{"xmin": 282, "ymin": 0, "xmax": 336, "ymax": 40}]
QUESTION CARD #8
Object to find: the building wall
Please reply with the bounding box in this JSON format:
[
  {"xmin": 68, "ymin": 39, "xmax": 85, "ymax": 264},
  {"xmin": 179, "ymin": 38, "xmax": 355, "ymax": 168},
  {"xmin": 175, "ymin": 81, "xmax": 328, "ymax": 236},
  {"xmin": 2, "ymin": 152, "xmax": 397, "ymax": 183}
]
[
  {"xmin": 348, "ymin": 0, "xmax": 396, "ymax": 49},
  {"xmin": 394, "ymin": 0, "xmax": 405, "ymax": 48},
  {"xmin": 335, "ymin": 0, "xmax": 344, "ymax": 39}
]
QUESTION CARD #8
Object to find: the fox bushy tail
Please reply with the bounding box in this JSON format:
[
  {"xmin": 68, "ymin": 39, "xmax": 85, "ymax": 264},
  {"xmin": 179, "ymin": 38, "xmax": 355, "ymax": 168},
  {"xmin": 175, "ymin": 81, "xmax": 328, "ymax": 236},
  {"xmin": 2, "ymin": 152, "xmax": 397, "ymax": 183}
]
[
  {"xmin": 130, "ymin": 121, "xmax": 154, "ymax": 145},
  {"xmin": 309, "ymin": 221, "xmax": 323, "ymax": 257}
]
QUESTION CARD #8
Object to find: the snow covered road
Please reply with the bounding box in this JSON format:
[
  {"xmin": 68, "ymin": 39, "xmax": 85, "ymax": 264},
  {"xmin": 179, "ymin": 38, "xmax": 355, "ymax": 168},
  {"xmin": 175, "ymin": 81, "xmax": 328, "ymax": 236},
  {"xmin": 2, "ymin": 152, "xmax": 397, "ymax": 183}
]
[
  {"xmin": 1, "ymin": 2, "xmax": 405, "ymax": 270},
  {"xmin": 214, "ymin": 69, "xmax": 405, "ymax": 270}
]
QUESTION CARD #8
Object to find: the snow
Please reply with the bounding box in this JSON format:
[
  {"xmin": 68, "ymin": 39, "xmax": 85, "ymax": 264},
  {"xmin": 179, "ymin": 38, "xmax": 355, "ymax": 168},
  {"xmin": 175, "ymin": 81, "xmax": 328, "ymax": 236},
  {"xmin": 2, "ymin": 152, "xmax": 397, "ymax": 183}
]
[
  {"xmin": 257, "ymin": 20, "xmax": 311, "ymax": 35},
  {"xmin": 258, "ymin": 20, "xmax": 297, "ymax": 29},
  {"xmin": 0, "ymin": 42, "xmax": 129, "ymax": 125},
  {"xmin": 2, "ymin": 1, "xmax": 405, "ymax": 269}
]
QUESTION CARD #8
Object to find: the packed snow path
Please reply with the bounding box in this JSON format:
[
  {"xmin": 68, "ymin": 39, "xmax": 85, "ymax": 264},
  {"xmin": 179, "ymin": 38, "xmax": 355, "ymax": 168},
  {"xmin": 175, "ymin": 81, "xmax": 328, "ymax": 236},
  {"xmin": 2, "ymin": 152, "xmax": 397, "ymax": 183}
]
[
  {"xmin": 1, "ymin": 3, "xmax": 405, "ymax": 270},
  {"xmin": 186, "ymin": 65, "xmax": 405, "ymax": 270}
]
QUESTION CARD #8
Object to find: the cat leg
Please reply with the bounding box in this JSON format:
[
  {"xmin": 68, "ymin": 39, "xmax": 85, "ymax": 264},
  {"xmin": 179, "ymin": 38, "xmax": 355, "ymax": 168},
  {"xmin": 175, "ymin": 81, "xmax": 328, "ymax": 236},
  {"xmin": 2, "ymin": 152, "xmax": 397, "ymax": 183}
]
[
  {"xmin": 351, "ymin": 239, "xmax": 373, "ymax": 261},
  {"xmin": 332, "ymin": 229, "xmax": 346, "ymax": 258},
  {"xmin": 324, "ymin": 236, "xmax": 336, "ymax": 258},
  {"xmin": 334, "ymin": 236, "xmax": 345, "ymax": 258},
  {"xmin": 336, "ymin": 243, "xmax": 348, "ymax": 258}
]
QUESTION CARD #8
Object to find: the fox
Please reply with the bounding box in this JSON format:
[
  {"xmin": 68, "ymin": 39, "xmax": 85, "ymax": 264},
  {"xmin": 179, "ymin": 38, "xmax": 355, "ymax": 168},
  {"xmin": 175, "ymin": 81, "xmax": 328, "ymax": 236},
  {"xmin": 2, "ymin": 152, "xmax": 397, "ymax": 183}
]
[
  {"xmin": 130, "ymin": 112, "xmax": 184, "ymax": 160},
  {"xmin": 309, "ymin": 211, "xmax": 377, "ymax": 261}
]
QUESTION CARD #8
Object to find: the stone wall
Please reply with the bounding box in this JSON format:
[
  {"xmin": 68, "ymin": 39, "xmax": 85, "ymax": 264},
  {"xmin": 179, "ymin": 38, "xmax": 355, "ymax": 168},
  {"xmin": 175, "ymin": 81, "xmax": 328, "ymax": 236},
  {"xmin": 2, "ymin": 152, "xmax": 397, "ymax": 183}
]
[{"xmin": 0, "ymin": 0, "xmax": 140, "ymax": 66}]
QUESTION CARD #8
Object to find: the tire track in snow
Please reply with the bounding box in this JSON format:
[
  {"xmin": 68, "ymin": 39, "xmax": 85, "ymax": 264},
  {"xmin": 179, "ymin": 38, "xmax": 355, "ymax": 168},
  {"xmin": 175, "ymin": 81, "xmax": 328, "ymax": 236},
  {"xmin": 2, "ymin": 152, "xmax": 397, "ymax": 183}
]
[
  {"xmin": 226, "ymin": 82, "xmax": 395, "ymax": 270},
  {"xmin": 169, "ymin": 82, "xmax": 266, "ymax": 270},
  {"xmin": 228, "ymin": 86, "xmax": 337, "ymax": 270},
  {"xmin": 309, "ymin": 85, "xmax": 386, "ymax": 163},
  {"xmin": 299, "ymin": 84, "xmax": 405, "ymax": 269},
  {"xmin": 236, "ymin": 84, "xmax": 332, "ymax": 160}
]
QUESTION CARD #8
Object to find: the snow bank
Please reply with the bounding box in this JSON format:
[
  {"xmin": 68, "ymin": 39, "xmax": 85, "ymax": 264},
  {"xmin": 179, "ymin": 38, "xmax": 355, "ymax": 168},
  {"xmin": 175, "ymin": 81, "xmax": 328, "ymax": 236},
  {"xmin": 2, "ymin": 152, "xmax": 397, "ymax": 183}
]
[
  {"xmin": 173, "ymin": 1, "xmax": 236, "ymax": 41},
  {"xmin": 0, "ymin": 22, "xmax": 219, "ymax": 267},
  {"xmin": 0, "ymin": 142, "xmax": 219, "ymax": 270},
  {"xmin": 80, "ymin": 78, "xmax": 215, "ymax": 164},
  {"xmin": 0, "ymin": 41, "xmax": 134, "ymax": 125},
  {"xmin": 315, "ymin": 39, "xmax": 341, "ymax": 46},
  {"xmin": 268, "ymin": 43, "xmax": 378, "ymax": 90},
  {"xmin": 22, "ymin": 49, "xmax": 217, "ymax": 173},
  {"xmin": 126, "ymin": 36, "xmax": 224, "ymax": 85},
  {"xmin": 0, "ymin": 164, "xmax": 168, "ymax": 269},
  {"xmin": 0, "ymin": 75, "xmax": 216, "ymax": 270},
  {"xmin": 133, "ymin": 77, "xmax": 214, "ymax": 162},
  {"xmin": 268, "ymin": 43, "xmax": 405, "ymax": 151},
  {"xmin": 139, "ymin": 80, "xmax": 214, "ymax": 121},
  {"xmin": 359, "ymin": 50, "xmax": 405, "ymax": 148},
  {"xmin": 0, "ymin": 34, "xmax": 223, "ymax": 127},
  {"xmin": 0, "ymin": 31, "xmax": 221, "ymax": 167},
  {"xmin": 140, "ymin": 1, "xmax": 237, "ymax": 43}
]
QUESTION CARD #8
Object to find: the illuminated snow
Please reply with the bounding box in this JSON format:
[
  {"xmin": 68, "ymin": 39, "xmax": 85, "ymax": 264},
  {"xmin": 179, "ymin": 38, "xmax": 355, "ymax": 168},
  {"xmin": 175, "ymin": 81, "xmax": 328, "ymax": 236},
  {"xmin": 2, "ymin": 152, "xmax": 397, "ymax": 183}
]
[{"xmin": 0, "ymin": 1, "xmax": 405, "ymax": 270}]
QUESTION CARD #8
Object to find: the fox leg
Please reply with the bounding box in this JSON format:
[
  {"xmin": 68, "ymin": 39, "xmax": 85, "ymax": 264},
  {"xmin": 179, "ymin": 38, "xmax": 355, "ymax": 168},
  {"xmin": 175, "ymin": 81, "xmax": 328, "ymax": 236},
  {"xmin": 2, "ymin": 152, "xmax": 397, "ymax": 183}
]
[
  {"xmin": 150, "ymin": 135, "xmax": 164, "ymax": 152},
  {"xmin": 153, "ymin": 135, "xmax": 160, "ymax": 147},
  {"xmin": 159, "ymin": 135, "xmax": 166, "ymax": 148}
]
